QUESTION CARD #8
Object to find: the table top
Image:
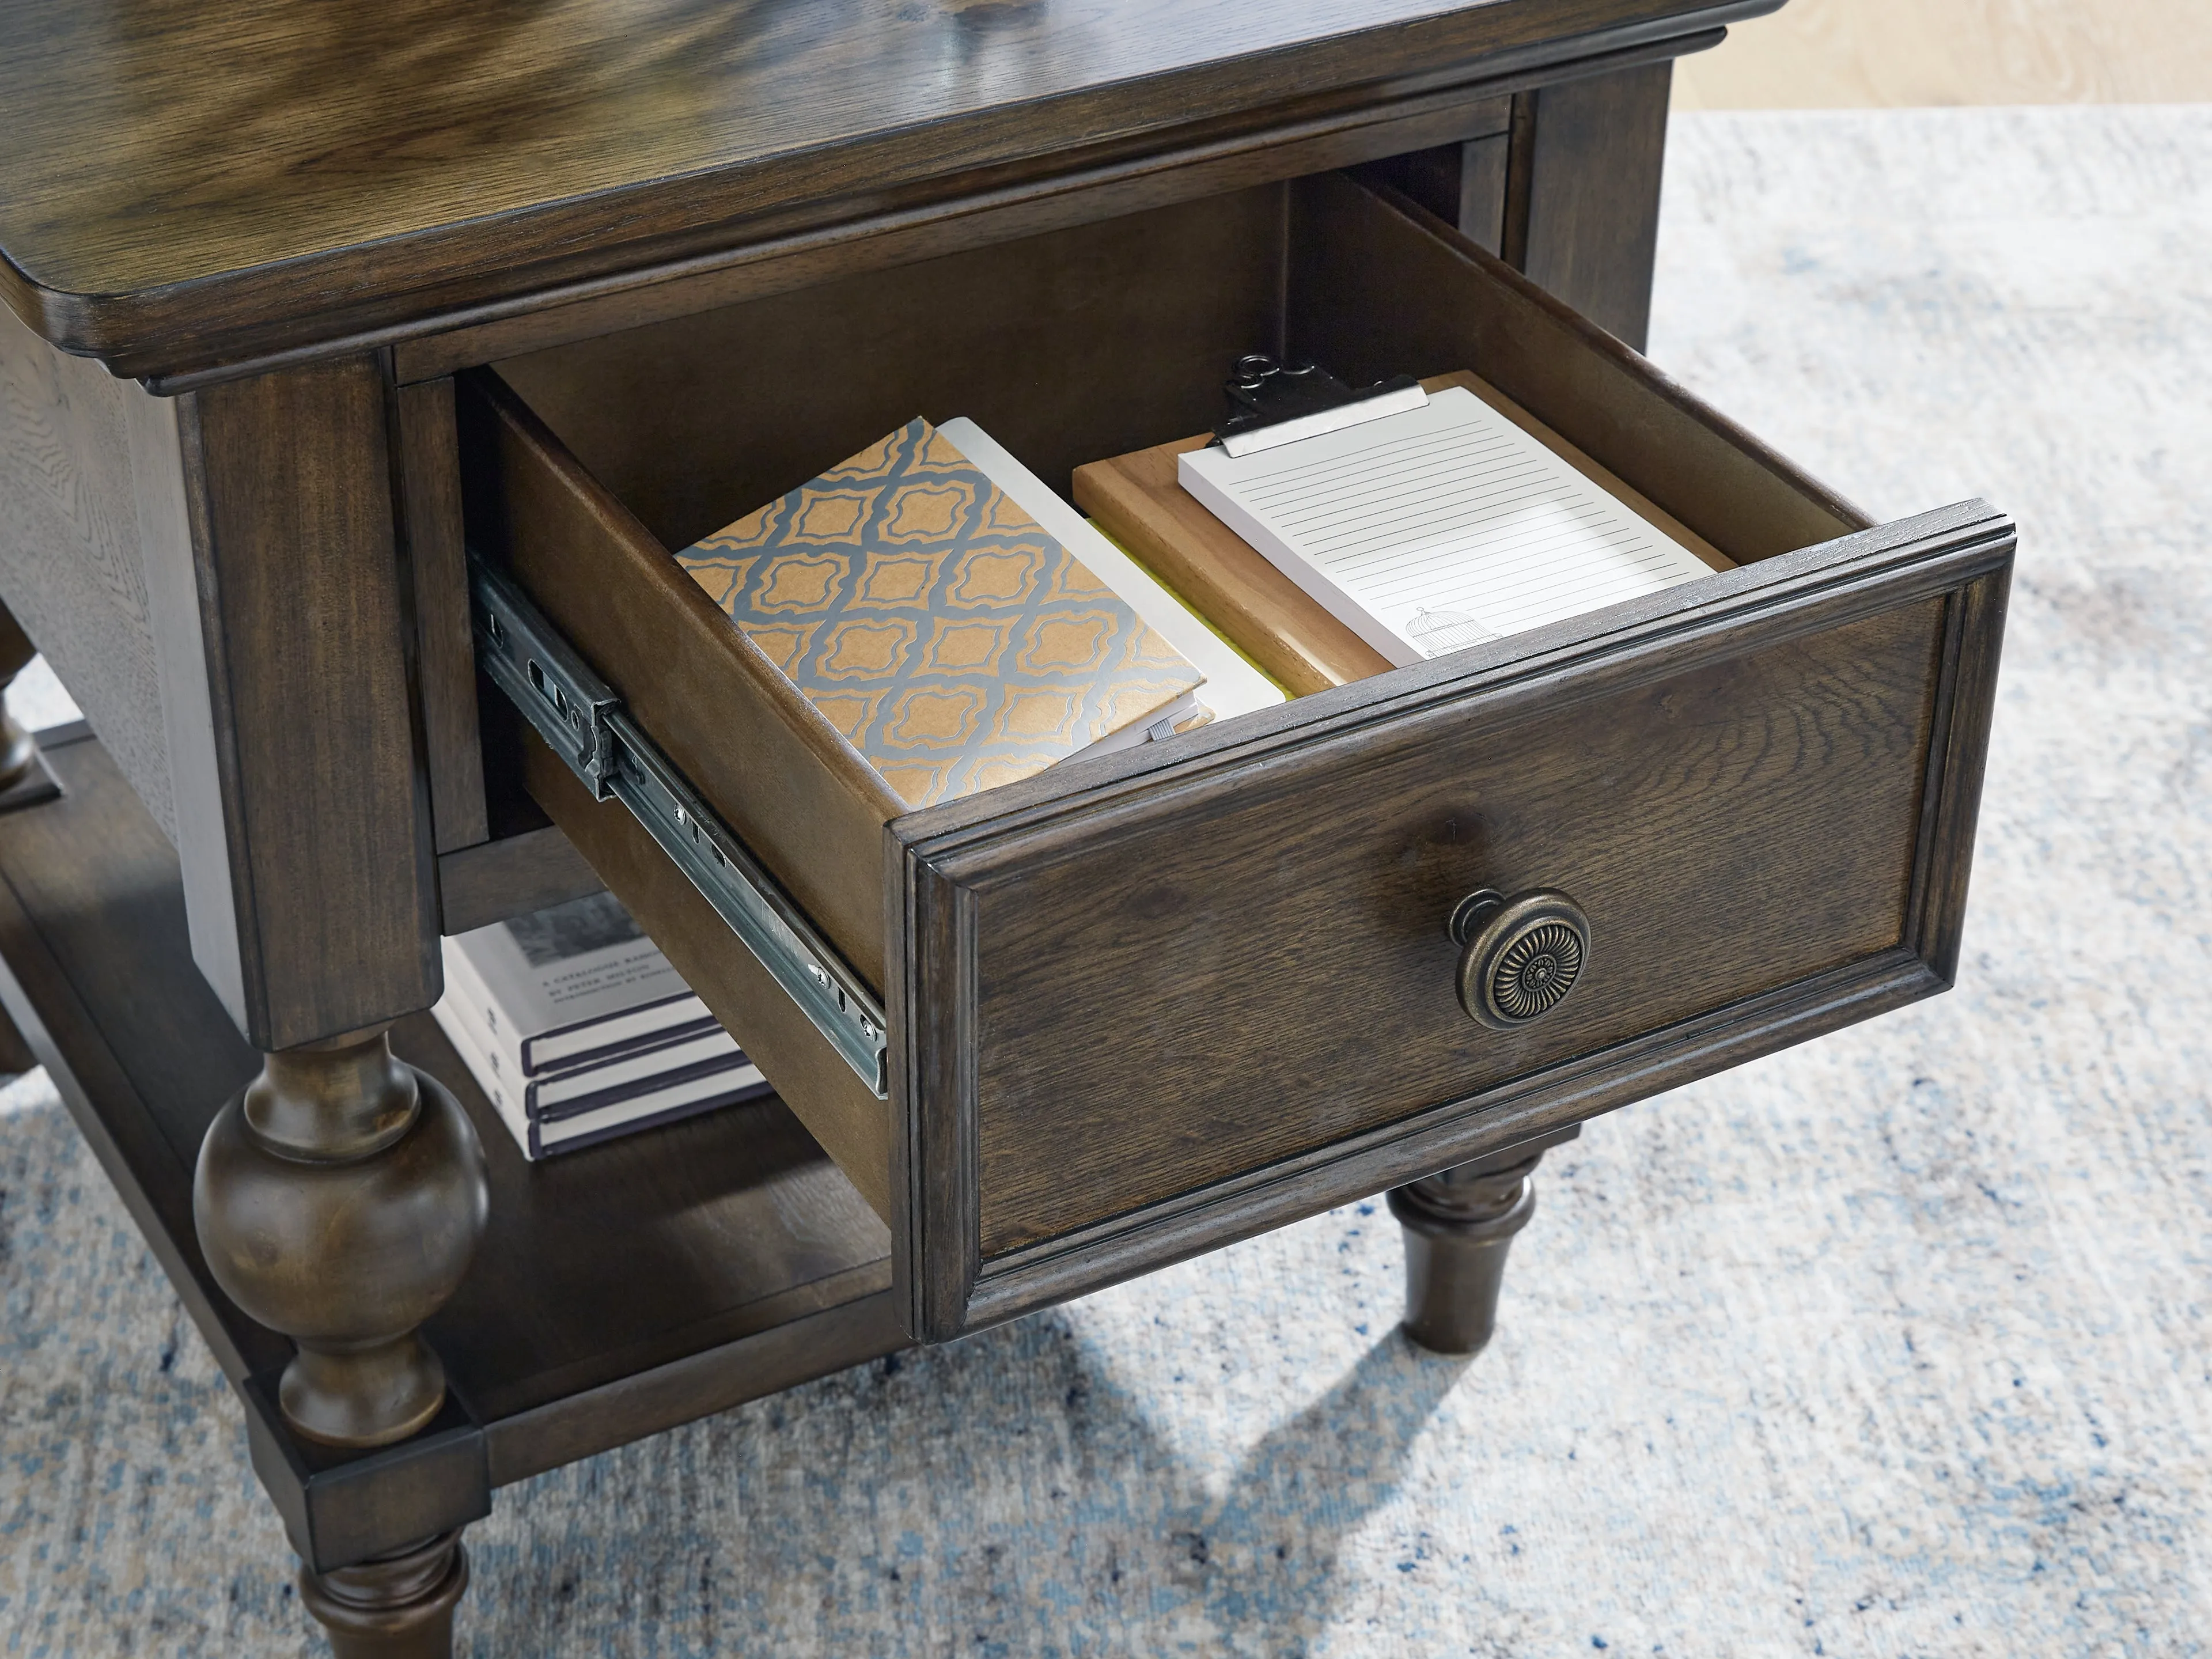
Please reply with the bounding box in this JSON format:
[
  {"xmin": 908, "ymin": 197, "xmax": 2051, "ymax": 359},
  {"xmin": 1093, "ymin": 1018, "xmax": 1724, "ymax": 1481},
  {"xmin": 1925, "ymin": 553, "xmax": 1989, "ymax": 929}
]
[{"xmin": 0, "ymin": 0, "xmax": 1768, "ymax": 379}]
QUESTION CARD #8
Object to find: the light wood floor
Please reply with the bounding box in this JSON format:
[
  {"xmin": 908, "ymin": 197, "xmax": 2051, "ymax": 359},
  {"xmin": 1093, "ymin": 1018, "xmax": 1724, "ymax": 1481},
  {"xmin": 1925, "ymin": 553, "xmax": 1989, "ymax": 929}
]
[{"xmin": 1673, "ymin": 0, "xmax": 2212, "ymax": 109}]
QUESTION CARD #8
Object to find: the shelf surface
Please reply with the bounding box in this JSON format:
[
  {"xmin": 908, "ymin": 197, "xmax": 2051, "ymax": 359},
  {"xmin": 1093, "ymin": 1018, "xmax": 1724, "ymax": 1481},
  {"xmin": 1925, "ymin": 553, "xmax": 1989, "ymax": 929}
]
[{"xmin": 0, "ymin": 730, "xmax": 902, "ymax": 1487}]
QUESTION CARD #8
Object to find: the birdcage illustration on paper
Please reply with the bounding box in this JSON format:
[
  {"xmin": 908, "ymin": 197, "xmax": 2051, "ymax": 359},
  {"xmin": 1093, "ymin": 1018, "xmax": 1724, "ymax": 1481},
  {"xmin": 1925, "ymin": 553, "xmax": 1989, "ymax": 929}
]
[{"xmin": 1406, "ymin": 606, "xmax": 1498, "ymax": 658}]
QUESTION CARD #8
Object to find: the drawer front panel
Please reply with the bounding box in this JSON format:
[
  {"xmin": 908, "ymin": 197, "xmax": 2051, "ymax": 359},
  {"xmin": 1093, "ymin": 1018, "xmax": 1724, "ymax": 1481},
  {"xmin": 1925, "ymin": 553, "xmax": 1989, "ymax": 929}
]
[
  {"xmin": 896, "ymin": 508, "xmax": 2010, "ymax": 1336},
  {"xmin": 968, "ymin": 595, "xmax": 1944, "ymax": 1257}
]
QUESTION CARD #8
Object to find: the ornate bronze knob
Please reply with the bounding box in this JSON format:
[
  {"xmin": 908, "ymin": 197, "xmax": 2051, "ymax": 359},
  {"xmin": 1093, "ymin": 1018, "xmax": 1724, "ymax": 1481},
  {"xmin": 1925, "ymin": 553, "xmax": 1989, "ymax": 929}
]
[{"xmin": 1449, "ymin": 888, "xmax": 1590, "ymax": 1031}]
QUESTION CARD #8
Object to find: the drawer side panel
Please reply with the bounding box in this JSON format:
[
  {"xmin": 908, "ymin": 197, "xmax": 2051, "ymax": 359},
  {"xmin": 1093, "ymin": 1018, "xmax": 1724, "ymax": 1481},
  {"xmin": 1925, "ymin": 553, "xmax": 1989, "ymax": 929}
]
[
  {"xmin": 1290, "ymin": 171, "xmax": 1871, "ymax": 563},
  {"xmin": 524, "ymin": 737, "xmax": 893, "ymax": 1221},
  {"xmin": 459, "ymin": 369, "xmax": 903, "ymax": 982}
]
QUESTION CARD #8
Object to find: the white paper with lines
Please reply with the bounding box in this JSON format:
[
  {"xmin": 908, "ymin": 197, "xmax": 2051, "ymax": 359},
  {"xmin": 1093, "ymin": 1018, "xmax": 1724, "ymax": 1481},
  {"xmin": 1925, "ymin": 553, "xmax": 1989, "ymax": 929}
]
[{"xmin": 1179, "ymin": 386, "xmax": 1714, "ymax": 668}]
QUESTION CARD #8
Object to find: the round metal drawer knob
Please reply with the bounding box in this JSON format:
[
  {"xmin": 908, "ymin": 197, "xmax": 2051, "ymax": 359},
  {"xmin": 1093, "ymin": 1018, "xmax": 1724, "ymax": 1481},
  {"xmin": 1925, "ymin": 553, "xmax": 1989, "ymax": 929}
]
[{"xmin": 1449, "ymin": 888, "xmax": 1590, "ymax": 1031}]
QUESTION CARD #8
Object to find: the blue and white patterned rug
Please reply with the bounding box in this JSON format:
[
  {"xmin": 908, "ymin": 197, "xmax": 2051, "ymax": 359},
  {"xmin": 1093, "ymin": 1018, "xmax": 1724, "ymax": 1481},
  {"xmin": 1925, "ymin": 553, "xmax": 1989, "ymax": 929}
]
[{"xmin": 2, "ymin": 105, "xmax": 2207, "ymax": 1656}]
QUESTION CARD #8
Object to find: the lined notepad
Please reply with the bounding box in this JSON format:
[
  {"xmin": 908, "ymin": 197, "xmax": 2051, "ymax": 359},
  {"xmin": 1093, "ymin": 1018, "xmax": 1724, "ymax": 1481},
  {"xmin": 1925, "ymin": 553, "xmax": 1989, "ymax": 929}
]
[{"xmin": 1179, "ymin": 386, "xmax": 1715, "ymax": 668}]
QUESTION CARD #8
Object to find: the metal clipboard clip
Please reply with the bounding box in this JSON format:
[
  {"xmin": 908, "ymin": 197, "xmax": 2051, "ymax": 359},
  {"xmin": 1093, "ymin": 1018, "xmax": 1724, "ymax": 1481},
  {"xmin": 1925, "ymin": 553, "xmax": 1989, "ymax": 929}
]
[{"xmin": 1210, "ymin": 354, "xmax": 1427, "ymax": 458}]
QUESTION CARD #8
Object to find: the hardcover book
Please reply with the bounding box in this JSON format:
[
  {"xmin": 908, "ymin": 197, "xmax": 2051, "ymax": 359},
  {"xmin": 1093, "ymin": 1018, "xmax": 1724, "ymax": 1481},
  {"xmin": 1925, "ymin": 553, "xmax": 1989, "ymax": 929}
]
[
  {"xmin": 441, "ymin": 1019, "xmax": 748, "ymax": 1118},
  {"xmin": 675, "ymin": 418, "xmax": 1213, "ymax": 809},
  {"xmin": 441, "ymin": 891, "xmax": 715, "ymax": 1077},
  {"xmin": 432, "ymin": 1001, "xmax": 772, "ymax": 1161},
  {"xmin": 935, "ymin": 418, "xmax": 1283, "ymax": 721}
]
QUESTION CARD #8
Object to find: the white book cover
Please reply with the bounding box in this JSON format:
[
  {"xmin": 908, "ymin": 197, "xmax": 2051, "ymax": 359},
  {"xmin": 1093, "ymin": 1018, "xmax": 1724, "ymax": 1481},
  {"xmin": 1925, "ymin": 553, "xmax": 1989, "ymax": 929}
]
[
  {"xmin": 433, "ymin": 994, "xmax": 770, "ymax": 1160},
  {"xmin": 939, "ymin": 416, "xmax": 1285, "ymax": 722},
  {"xmin": 1178, "ymin": 385, "xmax": 1716, "ymax": 668},
  {"xmin": 441, "ymin": 891, "xmax": 715, "ymax": 1076}
]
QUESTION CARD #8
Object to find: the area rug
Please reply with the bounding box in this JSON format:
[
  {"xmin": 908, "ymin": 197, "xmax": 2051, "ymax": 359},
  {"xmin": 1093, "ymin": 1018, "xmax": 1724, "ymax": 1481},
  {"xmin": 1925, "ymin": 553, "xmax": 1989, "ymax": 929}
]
[{"xmin": 1, "ymin": 104, "xmax": 2207, "ymax": 1656}]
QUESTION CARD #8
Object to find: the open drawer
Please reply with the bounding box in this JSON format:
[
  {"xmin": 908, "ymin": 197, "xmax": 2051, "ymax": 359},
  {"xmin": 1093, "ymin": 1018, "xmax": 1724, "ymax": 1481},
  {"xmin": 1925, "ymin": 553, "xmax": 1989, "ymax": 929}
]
[{"xmin": 458, "ymin": 168, "xmax": 2012, "ymax": 1342}]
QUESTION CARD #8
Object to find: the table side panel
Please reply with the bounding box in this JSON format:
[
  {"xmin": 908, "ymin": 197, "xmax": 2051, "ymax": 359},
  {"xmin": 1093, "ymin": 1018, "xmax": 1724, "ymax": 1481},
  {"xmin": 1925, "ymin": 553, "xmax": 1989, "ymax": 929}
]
[{"xmin": 0, "ymin": 307, "xmax": 175, "ymax": 838}]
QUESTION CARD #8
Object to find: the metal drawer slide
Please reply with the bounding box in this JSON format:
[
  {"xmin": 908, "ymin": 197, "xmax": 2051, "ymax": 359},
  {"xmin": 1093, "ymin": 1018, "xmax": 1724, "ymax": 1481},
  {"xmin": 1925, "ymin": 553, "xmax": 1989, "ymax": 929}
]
[{"xmin": 468, "ymin": 551, "xmax": 890, "ymax": 1098}]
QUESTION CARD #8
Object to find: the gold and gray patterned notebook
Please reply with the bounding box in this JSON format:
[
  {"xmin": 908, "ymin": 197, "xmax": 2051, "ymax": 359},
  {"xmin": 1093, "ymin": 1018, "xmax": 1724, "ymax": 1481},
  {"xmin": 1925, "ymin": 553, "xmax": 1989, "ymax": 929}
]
[{"xmin": 676, "ymin": 418, "xmax": 1208, "ymax": 809}]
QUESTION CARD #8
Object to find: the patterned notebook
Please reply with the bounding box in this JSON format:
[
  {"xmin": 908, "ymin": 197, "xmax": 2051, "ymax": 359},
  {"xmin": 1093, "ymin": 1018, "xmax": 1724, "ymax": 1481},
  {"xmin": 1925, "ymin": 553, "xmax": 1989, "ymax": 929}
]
[{"xmin": 676, "ymin": 419, "xmax": 1206, "ymax": 809}]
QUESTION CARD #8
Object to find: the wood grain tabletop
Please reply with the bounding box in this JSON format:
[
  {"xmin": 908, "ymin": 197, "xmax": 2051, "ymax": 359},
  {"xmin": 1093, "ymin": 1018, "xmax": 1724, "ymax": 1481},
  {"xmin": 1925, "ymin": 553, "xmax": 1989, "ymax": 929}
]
[{"xmin": 0, "ymin": 0, "xmax": 1775, "ymax": 378}]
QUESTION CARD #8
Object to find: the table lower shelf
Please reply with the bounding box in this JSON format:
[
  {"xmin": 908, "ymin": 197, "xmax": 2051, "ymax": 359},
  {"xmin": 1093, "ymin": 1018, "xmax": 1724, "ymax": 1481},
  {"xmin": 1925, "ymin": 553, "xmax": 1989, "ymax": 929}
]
[{"xmin": 0, "ymin": 728, "xmax": 906, "ymax": 1497}]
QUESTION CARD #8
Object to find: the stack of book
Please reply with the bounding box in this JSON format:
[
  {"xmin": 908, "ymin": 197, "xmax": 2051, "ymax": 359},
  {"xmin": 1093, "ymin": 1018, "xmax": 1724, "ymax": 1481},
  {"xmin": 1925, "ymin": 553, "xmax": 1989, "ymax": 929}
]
[{"xmin": 433, "ymin": 891, "xmax": 772, "ymax": 1160}]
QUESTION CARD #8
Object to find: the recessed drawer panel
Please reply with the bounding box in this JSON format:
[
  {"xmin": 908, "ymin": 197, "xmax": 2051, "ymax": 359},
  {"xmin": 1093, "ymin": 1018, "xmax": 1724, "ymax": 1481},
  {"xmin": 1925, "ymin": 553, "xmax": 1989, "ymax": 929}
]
[
  {"xmin": 962, "ymin": 593, "xmax": 1946, "ymax": 1259},
  {"xmin": 461, "ymin": 170, "xmax": 2011, "ymax": 1341}
]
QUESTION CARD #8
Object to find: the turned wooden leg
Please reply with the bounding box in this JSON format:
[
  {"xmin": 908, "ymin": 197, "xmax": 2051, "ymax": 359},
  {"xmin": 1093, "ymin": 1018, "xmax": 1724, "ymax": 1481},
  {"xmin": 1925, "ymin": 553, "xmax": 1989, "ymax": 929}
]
[
  {"xmin": 193, "ymin": 1027, "xmax": 489, "ymax": 1445},
  {"xmin": 300, "ymin": 1531, "xmax": 470, "ymax": 1658},
  {"xmin": 0, "ymin": 602, "xmax": 58, "ymax": 812},
  {"xmin": 196, "ymin": 1030, "xmax": 488, "ymax": 1656},
  {"xmin": 1389, "ymin": 1148, "xmax": 1547, "ymax": 1355}
]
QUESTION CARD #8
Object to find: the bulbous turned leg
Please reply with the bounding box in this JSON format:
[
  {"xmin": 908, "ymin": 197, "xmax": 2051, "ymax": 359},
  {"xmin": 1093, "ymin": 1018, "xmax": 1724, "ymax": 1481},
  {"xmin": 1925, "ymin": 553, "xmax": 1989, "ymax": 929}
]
[
  {"xmin": 1389, "ymin": 1149, "xmax": 1547, "ymax": 1355},
  {"xmin": 0, "ymin": 602, "xmax": 58, "ymax": 812},
  {"xmin": 193, "ymin": 1028, "xmax": 489, "ymax": 1446},
  {"xmin": 300, "ymin": 1531, "xmax": 469, "ymax": 1659}
]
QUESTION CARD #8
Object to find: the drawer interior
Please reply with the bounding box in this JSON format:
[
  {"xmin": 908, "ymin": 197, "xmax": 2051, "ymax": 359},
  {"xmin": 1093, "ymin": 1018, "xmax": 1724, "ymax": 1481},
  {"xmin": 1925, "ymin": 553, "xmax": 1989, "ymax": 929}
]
[
  {"xmin": 457, "ymin": 165, "xmax": 2003, "ymax": 1339},
  {"xmin": 490, "ymin": 184, "xmax": 1289, "ymax": 558},
  {"xmin": 490, "ymin": 169, "xmax": 1865, "ymax": 599},
  {"xmin": 467, "ymin": 164, "xmax": 1881, "ymax": 1008}
]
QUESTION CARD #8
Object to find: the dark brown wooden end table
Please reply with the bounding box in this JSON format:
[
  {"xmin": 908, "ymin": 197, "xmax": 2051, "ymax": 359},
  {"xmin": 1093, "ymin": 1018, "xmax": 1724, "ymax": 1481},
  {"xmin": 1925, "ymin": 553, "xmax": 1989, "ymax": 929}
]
[{"xmin": 0, "ymin": 3, "xmax": 2010, "ymax": 1652}]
